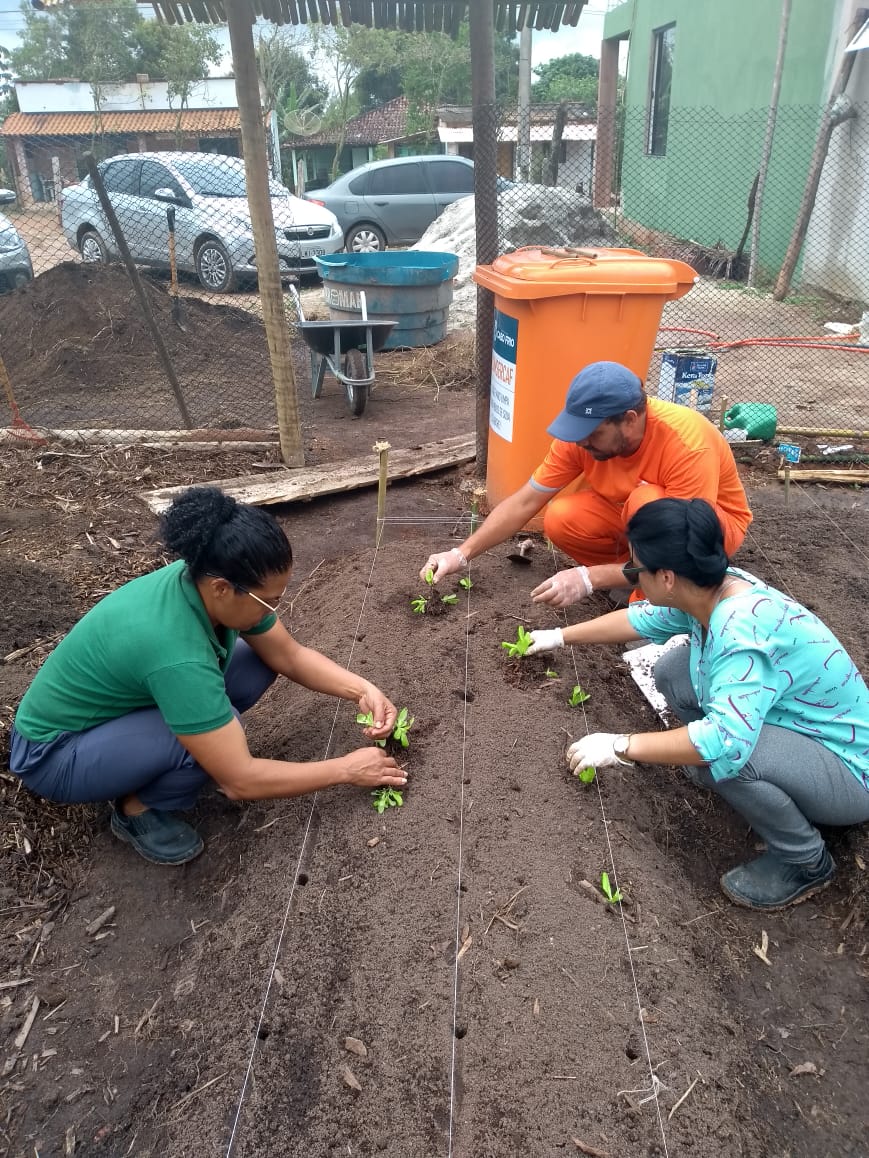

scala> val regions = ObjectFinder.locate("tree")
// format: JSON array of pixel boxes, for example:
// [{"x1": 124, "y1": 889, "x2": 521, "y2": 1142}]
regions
[
  {"x1": 160, "y1": 25, "x2": 222, "y2": 146},
  {"x1": 531, "y1": 52, "x2": 599, "y2": 104},
  {"x1": 9, "y1": 1, "x2": 71, "y2": 80}
]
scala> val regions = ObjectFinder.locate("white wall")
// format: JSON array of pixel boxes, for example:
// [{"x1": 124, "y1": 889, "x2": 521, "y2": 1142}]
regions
[
  {"x1": 16, "y1": 77, "x2": 239, "y2": 113},
  {"x1": 802, "y1": 2, "x2": 869, "y2": 301}
]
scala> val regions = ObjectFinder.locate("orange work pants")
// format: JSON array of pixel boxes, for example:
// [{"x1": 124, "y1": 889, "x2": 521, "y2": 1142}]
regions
[{"x1": 542, "y1": 484, "x2": 747, "y2": 567}]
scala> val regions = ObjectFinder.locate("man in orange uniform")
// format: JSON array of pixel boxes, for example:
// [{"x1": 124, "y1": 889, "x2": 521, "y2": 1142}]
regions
[{"x1": 420, "y1": 361, "x2": 752, "y2": 607}]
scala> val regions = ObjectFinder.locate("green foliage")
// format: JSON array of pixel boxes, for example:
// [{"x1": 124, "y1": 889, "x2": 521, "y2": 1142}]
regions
[
  {"x1": 600, "y1": 871, "x2": 623, "y2": 904},
  {"x1": 9, "y1": 0, "x2": 220, "y2": 90},
  {"x1": 441, "y1": 594, "x2": 458, "y2": 606},
  {"x1": 424, "y1": 568, "x2": 435, "y2": 586},
  {"x1": 576, "y1": 766, "x2": 596, "y2": 784},
  {"x1": 568, "y1": 685, "x2": 591, "y2": 707},
  {"x1": 371, "y1": 786, "x2": 404, "y2": 814},
  {"x1": 544, "y1": 668, "x2": 559, "y2": 679},
  {"x1": 532, "y1": 52, "x2": 599, "y2": 104},
  {"x1": 458, "y1": 576, "x2": 473, "y2": 591},
  {"x1": 410, "y1": 596, "x2": 428, "y2": 615},
  {"x1": 391, "y1": 708, "x2": 414, "y2": 748},
  {"x1": 501, "y1": 625, "x2": 532, "y2": 659},
  {"x1": 356, "y1": 707, "x2": 414, "y2": 749}
]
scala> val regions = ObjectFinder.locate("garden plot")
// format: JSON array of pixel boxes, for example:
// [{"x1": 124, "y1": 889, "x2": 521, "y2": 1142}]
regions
[
  {"x1": 158, "y1": 539, "x2": 772, "y2": 1157},
  {"x1": 2, "y1": 456, "x2": 868, "y2": 1158}
]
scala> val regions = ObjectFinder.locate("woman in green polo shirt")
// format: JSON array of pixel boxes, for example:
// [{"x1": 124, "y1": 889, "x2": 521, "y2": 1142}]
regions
[{"x1": 10, "y1": 486, "x2": 404, "y2": 865}]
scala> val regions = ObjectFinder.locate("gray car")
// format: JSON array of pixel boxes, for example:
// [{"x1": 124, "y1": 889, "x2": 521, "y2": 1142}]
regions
[
  {"x1": 0, "y1": 190, "x2": 34, "y2": 292},
  {"x1": 60, "y1": 152, "x2": 343, "y2": 292},
  {"x1": 305, "y1": 155, "x2": 483, "y2": 253}
]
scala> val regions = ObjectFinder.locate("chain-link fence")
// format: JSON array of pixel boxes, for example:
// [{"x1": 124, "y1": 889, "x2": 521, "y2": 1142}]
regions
[{"x1": 0, "y1": 103, "x2": 866, "y2": 440}]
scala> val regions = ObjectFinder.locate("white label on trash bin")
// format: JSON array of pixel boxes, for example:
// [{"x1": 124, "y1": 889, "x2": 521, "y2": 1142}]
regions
[{"x1": 490, "y1": 310, "x2": 518, "y2": 442}]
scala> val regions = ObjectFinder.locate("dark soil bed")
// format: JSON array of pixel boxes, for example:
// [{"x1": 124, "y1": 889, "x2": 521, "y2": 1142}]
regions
[{"x1": 0, "y1": 445, "x2": 867, "y2": 1158}]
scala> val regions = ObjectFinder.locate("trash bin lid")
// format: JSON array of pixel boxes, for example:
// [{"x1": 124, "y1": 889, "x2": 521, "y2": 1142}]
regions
[{"x1": 473, "y1": 246, "x2": 698, "y2": 301}]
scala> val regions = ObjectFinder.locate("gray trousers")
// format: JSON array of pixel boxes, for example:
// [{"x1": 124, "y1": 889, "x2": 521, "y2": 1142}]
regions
[
  {"x1": 654, "y1": 644, "x2": 869, "y2": 864},
  {"x1": 10, "y1": 640, "x2": 277, "y2": 812}
]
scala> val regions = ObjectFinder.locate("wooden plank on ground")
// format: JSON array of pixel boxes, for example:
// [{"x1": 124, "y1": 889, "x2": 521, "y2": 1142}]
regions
[
  {"x1": 777, "y1": 468, "x2": 869, "y2": 484},
  {"x1": 139, "y1": 434, "x2": 476, "y2": 514}
]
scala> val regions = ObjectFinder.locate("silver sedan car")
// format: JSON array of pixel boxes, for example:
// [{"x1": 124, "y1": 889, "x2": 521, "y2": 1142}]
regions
[
  {"x1": 0, "y1": 190, "x2": 34, "y2": 292},
  {"x1": 61, "y1": 152, "x2": 344, "y2": 292}
]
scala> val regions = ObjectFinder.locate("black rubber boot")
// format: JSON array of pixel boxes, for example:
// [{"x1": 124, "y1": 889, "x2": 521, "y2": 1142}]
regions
[
  {"x1": 720, "y1": 849, "x2": 835, "y2": 910},
  {"x1": 110, "y1": 807, "x2": 204, "y2": 865}
]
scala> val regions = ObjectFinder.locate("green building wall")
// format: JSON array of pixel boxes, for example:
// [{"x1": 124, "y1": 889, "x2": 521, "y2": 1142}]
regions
[{"x1": 604, "y1": 0, "x2": 837, "y2": 275}]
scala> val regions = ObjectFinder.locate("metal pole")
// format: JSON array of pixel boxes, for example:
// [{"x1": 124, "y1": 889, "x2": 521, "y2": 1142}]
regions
[{"x1": 84, "y1": 153, "x2": 193, "y2": 429}]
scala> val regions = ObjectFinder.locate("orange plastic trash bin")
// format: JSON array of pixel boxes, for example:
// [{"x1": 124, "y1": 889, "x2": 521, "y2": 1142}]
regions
[{"x1": 472, "y1": 247, "x2": 698, "y2": 509}]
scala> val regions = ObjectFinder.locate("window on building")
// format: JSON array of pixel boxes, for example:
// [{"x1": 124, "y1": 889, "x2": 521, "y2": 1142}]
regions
[{"x1": 647, "y1": 24, "x2": 675, "y2": 156}]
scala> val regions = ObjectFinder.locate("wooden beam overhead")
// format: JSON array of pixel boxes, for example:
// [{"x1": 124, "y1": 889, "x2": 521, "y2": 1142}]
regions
[{"x1": 142, "y1": 0, "x2": 585, "y2": 33}]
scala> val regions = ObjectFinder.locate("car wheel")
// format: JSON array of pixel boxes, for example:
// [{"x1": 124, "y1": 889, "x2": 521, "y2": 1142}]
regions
[
  {"x1": 12, "y1": 271, "x2": 31, "y2": 289},
  {"x1": 345, "y1": 224, "x2": 386, "y2": 254},
  {"x1": 195, "y1": 238, "x2": 237, "y2": 293},
  {"x1": 79, "y1": 229, "x2": 107, "y2": 264}
]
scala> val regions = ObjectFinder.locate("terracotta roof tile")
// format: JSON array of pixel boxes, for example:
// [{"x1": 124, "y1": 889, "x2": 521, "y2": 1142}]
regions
[
  {"x1": 285, "y1": 96, "x2": 433, "y2": 148},
  {"x1": 1, "y1": 109, "x2": 241, "y2": 137}
]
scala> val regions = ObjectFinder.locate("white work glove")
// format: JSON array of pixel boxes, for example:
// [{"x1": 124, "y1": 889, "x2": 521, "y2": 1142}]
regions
[
  {"x1": 420, "y1": 547, "x2": 468, "y2": 584},
  {"x1": 567, "y1": 733, "x2": 634, "y2": 774},
  {"x1": 524, "y1": 628, "x2": 565, "y2": 656},
  {"x1": 531, "y1": 565, "x2": 593, "y2": 608}
]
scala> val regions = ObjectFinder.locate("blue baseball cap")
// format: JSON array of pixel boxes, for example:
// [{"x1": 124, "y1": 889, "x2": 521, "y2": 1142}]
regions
[{"x1": 547, "y1": 362, "x2": 645, "y2": 442}]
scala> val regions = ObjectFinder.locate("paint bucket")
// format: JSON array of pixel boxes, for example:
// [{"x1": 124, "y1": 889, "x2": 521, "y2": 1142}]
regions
[{"x1": 657, "y1": 348, "x2": 717, "y2": 415}]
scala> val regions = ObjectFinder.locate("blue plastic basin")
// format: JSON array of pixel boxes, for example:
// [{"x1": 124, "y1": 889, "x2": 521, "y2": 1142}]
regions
[{"x1": 315, "y1": 251, "x2": 460, "y2": 349}]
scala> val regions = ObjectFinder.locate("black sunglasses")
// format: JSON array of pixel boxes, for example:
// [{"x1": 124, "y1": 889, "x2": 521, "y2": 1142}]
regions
[{"x1": 621, "y1": 560, "x2": 649, "y2": 587}]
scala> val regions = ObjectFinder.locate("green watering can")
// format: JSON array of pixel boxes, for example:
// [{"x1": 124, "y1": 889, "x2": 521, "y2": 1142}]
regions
[{"x1": 723, "y1": 402, "x2": 778, "y2": 442}]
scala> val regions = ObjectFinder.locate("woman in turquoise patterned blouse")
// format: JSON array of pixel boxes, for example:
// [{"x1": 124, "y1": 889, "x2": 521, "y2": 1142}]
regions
[{"x1": 523, "y1": 497, "x2": 869, "y2": 910}]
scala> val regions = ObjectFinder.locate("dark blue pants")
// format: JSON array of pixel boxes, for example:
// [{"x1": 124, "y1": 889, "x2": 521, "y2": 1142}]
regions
[{"x1": 9, "y1": 641, "x2": 276, "y2": 811}]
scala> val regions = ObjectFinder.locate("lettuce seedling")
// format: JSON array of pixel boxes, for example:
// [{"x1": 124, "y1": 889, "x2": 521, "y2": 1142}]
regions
[
  {"x1": 391, "y1": 707, "x2": 414, "y2": 748},
  {"x1": 372, "y1": 787, "x2": 403, "y2": 814},
  {"x1": 501, "y1": 625, "x2": 532, "y2": 658},
  {"x1": 576, "y1": 766, "x2": 596, "y2": 784},
  {"x1": 410, "y1": 596, "x2": 428, "y2": 614},
  {"x1": 545, "y1": 668, "x2": 559, "y2": 679},
  {"x1": 568, "y1": 684, "x2": 591, "y2": 706},
  {"x1": 441, "y1": 594, "x2": 458, "y2": 606},
  {"x1": 600, "y1": 871, "x2": 623, "y2": 904},
  {"x1": 356, "y1": 707, "x2": 414, "y2": 749},
  {"x1": 458, "y1": 576, "x2": 473, "y2": 590},
  {"x1": 424, "y1": 568, "x2": 435, "y2": 586}
]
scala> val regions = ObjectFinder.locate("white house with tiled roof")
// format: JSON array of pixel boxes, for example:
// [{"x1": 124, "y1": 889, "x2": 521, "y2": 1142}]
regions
[{"x1": 1, "y1": 79, "x2": 242, "y2": 205}]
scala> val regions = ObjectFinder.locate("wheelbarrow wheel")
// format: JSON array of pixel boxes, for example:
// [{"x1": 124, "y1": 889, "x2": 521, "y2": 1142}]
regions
[{"x1": 343, "y1": 348, "x2": 368, "y2": 416}]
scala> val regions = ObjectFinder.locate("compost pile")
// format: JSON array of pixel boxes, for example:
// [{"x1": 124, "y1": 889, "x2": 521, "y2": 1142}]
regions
[
  {"x1": 0, "y1": 262, "x2": 269, "y2": 397},
  {"x1": 414, "y1": 185, "x2": 622, "y2": 328}
]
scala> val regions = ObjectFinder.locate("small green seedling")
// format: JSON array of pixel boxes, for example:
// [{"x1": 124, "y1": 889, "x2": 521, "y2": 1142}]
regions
[
  {"x1": 391, "y1": 707, "x2": 414, "y2": 748},
  {"x1": 356, "y1": 709, "x2": 387, "y2": 747},
  {"x1": 545, "y1": 668, "x2": 559, "y2": 679},
  {"x1": 357, "y1": 708, "x2": 414, "y2": 749},
  {"x1": 458, "y1": 576, "x2": 473, "y2": 590},
  {"x1": 568, "y1": 684, "x2": 591, "y2": 706},
  {"x1": 441, "y1": 593, "x2": 458, "y2": 606},
  {"x1": 501, "y1": 625, "x2": 533, "y2": 658},
  {"x1": 372, "y1": 786, "x2": 404, "y2": 814},
  {"x1": 600, "y1": 871, "x2": 623, "y2": 904},
  {"x1": 576, "y1": 766, "x2": 596, "y2": 784},
  {"x1": 410, "y1": 596, "x2": 428, "y2": 614},
  {"x1": 424, "y1": 568, "x2": 435, "y2": 586}
]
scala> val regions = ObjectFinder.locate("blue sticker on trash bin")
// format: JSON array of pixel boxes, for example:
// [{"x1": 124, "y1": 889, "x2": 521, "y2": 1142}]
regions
[
  {"x1": 490, "y1": 310, "x2": 518, "y2": 442},
  {"x1": 777, "y1": 443, "x2": 802, "y2": 463}
]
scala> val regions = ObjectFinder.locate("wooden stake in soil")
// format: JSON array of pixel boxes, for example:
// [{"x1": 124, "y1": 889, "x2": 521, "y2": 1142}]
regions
[{"x1": 374, "y1": 440, "x2": 391, "y2": 546}]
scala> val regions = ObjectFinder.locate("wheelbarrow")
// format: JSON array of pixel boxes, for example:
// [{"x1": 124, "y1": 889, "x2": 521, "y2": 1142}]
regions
[{"x1": 288, "y1": 286, "x2": 396, "y2": 416}]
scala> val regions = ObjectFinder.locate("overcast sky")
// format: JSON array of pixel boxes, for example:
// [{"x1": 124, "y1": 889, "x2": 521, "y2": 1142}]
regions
[{"x1": 0, "y1": 2, "x2": 607, "y2": 75}]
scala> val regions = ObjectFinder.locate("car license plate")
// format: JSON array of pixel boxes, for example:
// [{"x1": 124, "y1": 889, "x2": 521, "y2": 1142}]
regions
[{"x1": 306, "y1": 246, "x2": 326, "y2": 256}]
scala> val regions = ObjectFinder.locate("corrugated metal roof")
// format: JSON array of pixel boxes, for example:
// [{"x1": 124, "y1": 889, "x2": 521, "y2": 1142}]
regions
[
  {"x1": 0, "y1": 108, "x2": 241, "y2": 137},
  {"x1": 110, "y1": 1, "x2": 584, "y2": 35}
]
